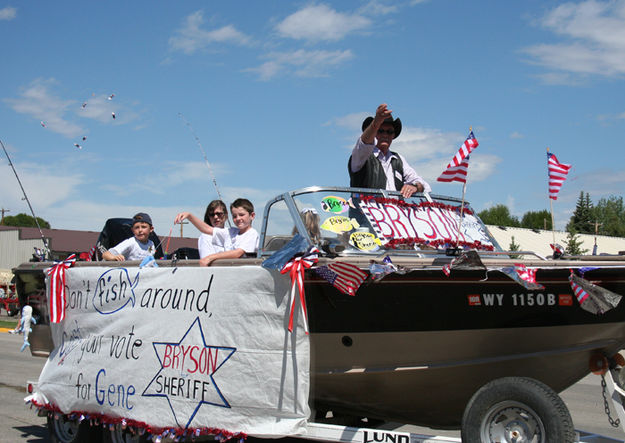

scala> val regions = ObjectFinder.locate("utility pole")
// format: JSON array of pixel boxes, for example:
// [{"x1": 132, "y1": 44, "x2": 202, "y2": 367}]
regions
[
  {"x1": 0, "y1": 208, "x2": 9, "y2": 225},
  {"x1": 179, "y1": 220, "x2": 188, "y2": 238}
]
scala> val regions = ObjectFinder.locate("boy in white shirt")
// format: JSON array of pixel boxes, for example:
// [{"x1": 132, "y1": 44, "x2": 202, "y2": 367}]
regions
[
  {"x1": 175, "y1": 198, "x2": 258, "y2": 266},
  {"x1": 102, "y1": 213, "x2": 156, "y2": 261}
]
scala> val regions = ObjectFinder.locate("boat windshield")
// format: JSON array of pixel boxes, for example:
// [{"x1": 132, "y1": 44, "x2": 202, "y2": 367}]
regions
[{"x1": 260, "y1": 187, "x2": 499, "y2": 256}]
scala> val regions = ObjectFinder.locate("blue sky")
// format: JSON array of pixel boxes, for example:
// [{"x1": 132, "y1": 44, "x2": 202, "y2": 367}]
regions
[{"x1": 1, "y1": 0, "x2": 624, "y2": 238}]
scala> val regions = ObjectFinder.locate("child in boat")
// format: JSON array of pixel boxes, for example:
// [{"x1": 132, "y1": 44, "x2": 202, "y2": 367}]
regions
[
  {"x1": 198, "y1": 200, "x2": 229, "y2": 258},
  {"x1": 175, "y1": 198, "x2": 259, "y2": 266},
  {"x1": 102, "y1": 212, "x2": 156, "y2": 261},
  {"x1": 292, "y1": 208, "x2": 321, "y2": 244}
]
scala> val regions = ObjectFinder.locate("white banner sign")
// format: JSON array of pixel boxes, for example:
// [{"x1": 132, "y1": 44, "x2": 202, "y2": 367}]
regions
[
  {"x1": 33, "y1": 266, "x2": 309, "y2": 437},
  {"x1": 358, "y1": 199, "x2": 493, "y2": 248}
]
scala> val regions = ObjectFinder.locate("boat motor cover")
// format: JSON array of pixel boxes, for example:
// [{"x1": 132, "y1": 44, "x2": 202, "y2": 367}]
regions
[{"x1": 94, "y1": 218, "x2": 164, "y2": 260}]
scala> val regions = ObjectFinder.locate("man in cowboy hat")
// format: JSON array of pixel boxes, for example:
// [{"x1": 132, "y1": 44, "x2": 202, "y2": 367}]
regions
[{"x1": 349, "y1": 103, "x2": 430, "y2": 198}]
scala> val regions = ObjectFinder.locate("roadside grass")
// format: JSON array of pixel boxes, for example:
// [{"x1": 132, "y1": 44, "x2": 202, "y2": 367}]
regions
[{"x1": 0, "y1": 319, "x2": 18, "y2": 329}]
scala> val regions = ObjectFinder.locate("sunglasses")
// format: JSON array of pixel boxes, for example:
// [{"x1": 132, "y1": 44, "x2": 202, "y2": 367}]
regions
[
  {"x1": 209, "y1": 211, "x2": 226, "y2": 217},
  {"x1": 377, "y1": 129, "x2": 395, "y2": 135}
]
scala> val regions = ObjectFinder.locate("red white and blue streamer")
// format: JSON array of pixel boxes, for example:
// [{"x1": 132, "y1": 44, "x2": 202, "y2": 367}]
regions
[
  {"x1": 280, "y1": 248, "x2": 318, "y2": 334},
  {"x1": 46, "y1": 254, "x2": 76, "y2": 323}
]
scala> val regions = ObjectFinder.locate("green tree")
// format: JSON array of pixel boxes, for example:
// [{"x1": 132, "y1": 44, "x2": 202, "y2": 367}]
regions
[
  {"x1": 508, "y1": 236, "x2": 521, "y2": 259},
  {"x1": 477, "y1": 204, "x2": 520, "y2": 227},
  {"x1": 564, "y1": 227, "x2": 588, "y2": 256},
  {"x1": 2, "y1": 213, "x2": 50, "y2": 229},
  {"x1": 566, "y1": 191, "x2": 594, "y2": 234},
  {"x1": 594, "y1": 195, "x2": 625, "y2": 237},
  {"x1": 520, "y1": 210, "x2": 552, "y2": 230}
]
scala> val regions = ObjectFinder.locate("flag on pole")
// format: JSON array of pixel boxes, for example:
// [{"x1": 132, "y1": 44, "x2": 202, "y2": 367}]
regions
[
  {"x1": 547, "y1": 152, "x2": 571, "y2": 200},
  {"x1": 437, "y1": 130, "x2": 478, "y2": 182},
  {"x1": 437, "y1": 155, "x2": 471, "y2": 183}
]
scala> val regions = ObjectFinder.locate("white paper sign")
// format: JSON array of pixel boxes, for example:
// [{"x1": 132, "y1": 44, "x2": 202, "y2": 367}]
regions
[
  {"x1": 358, "y1": 199, "x2": 493, "y2": 248},
  {"x1": 33, "y1": 266, "x2": 310, "y2": 437}
]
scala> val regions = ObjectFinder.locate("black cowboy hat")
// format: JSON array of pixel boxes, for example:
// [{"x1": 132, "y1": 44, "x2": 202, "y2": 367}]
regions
[{"x1": 362, "y1": 116, "x2": 402, "y2": 139}]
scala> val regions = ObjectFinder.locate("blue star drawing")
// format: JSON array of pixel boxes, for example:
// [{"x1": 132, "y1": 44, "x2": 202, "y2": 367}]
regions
[{"x1": 142, "y1": 317, "x2": 236, "y2": 428}]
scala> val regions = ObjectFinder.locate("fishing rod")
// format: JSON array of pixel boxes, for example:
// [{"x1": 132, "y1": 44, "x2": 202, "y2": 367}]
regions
[
  {"x1": 0, "y1": 138, "x2": 51, "y2": 259},
  {"x1": 177, "y1": 112, "x2": 231, "y2": 228}
]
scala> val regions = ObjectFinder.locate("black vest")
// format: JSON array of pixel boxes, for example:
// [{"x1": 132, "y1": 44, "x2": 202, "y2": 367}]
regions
[{"x1": 348, "y1": 152, "x2": 404, "y2": 190}]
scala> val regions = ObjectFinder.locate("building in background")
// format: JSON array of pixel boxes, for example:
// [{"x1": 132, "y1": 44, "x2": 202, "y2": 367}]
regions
[{"x1": 485, "y1": 225, "x2": 625, "y2": 258}]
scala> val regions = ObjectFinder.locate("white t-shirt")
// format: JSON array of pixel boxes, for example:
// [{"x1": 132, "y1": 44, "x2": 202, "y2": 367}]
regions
[
  {"x1": 212, "y1": 227, "x2": 259, "y2": 254},
  {"x1": 198, "y1": 233, "x2": 225, "y2": 258},
  {"x1": 108, "y1": 237, "x2": 156, "y2": 261}
]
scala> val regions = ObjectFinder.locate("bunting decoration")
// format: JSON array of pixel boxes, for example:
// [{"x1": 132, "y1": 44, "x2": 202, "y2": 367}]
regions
[
  {"x1": 369, "y1": 256, "x2": 407, "y2": 282},
  {"x1": 280, "y1": 247, "x2": 319, "y2": 333},
  {"x1": 442, "y1": 250, "x2": 486, "y2": 277},
  {"x1": 499, "y1": 264, "x2": 544, "y2": 290},
  {"x1": 45, "y1": 254, "x2": 76, "y2": 323},
  {"x1": 569, "y1": 271, "x2": 622, "y2": 315},
  {"x1": 315, "y1": 262, "x2": 367, "y2": 296}
]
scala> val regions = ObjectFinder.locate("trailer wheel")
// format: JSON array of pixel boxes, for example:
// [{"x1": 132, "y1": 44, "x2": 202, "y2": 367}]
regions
[
  {"x1": 47, "y1": 413, "x2": 101, "y2": 443},
  {"x1": 102, "y1": 423, "x2": 147, "y2": 443},
  {"x1": 461, "y1": 377, "x2": 575, "y2": 443}
]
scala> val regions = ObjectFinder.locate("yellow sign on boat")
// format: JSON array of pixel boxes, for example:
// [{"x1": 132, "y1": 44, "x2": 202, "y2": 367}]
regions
[
  {"x1": 320, "y1": 216, "x2": 360, "y2": 233},
  {"x1": 349, "y1": 232, "x2": 382, "y2": 251}
]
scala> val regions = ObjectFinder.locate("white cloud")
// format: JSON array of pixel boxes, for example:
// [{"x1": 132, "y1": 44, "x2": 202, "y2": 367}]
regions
[
  {"x1": 276, "y1": 4, "x2": 371, "y2": 42},
  {"x1": 329, "y1": 111, "x2": 370, "y2": 129},
  {"x1": 523, "y1": 0, "x2": 625, "y2": 80},
  {"x1": 246, "y1": 49, "x2": 354, "y2": 80},
  {"x1": 4, "y1": 80, "x2": 139, "y2": 137},
  {"x1": 0, "y1": 6, "x2": 16, "y2": 20},
  {"x1": 510, "y1": 131, "x2": 524, "y2": 139},
  {"x1": 79, "y1": 94, "x2": 137, "y2": 124},
  {"x1": 0, "y1": 157, "x2": 86, "y2": 214},
  {"x1": 4, "y1": 78, "x2": 85, "y2": 138},
  {"x1": 100, "y1": 161, "x2": 231, "y2": 197},
  {"x1": 169, "y1": 10, "x2": 251, "y2": 55},
  {"x1": 357, "y1": 1, "x2": 399, "y2": 16}
]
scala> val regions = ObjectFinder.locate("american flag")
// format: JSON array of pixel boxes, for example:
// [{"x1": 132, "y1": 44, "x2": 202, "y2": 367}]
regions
[
  {"x1": 437, "y1": 155, "x2": 470, "y2": 183},
  {"x1": 547, "y1": 152, "x2": 571, "y2": 200},
  {"x1": 315, "y1": 262, "x2": 367, "y2": 296},
  {"x1": 437, "y1": 131, "x2": 478, "y2": 183},
  {"x1": 514, "y1": 263, "x2": 539, "y2": 285}
]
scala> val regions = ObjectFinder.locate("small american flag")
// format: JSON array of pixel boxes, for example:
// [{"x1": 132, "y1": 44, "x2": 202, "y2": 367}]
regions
[
  {"x1": 315, "y1": 262, "x2": 367, "y2": 296},
  {"x1": 447, "y1": 130, "x2": 478, "y2": 167},
  {"x1": 437, "y1": 155, "x2": 470, "y2": 183},
  {"x1": 514, "y1": 263, "x2": 539, "y2": 284},
  {"x1": 547, "y1": 152, "x2": 571, "y2": 200}
]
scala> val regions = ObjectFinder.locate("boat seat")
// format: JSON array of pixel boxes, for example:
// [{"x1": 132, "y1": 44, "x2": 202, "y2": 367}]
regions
[{"x1": 264, "y1": 235, "x2": 294, "y2": 252}]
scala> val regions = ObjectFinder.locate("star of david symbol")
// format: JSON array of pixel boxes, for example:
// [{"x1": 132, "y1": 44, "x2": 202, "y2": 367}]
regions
[{"x1": 142, "y1": 317, "x2": 236, "y2": 428}]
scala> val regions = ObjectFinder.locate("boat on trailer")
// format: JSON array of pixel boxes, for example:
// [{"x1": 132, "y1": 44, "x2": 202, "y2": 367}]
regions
[{"x1": 14, "y1": 186, "x2": 625, "y2": 442}]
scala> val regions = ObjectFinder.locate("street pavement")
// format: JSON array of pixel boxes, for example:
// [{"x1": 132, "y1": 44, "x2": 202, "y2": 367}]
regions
[{"x1": 1, "y1": 311, "x2": 625, "y2": 442}]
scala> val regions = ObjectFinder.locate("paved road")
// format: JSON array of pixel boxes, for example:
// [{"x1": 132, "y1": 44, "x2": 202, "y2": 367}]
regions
[{"x1": 1, "y1": 320, "x2": 625, "y2": 442}]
